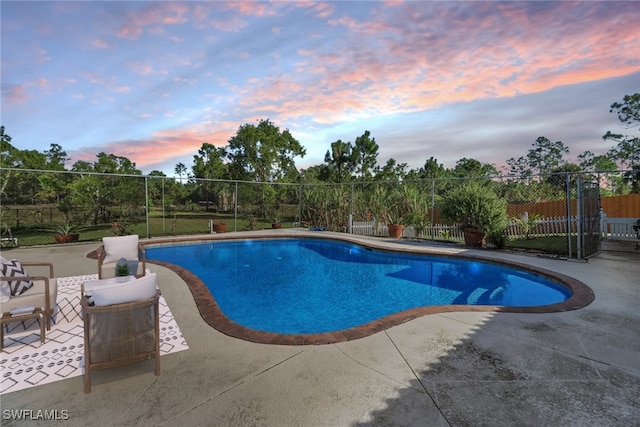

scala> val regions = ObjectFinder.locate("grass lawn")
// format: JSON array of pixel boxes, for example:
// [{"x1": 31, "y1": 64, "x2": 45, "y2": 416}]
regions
[
  {"x1": 141, "y1": 211, "x2": 297, "y2": 236},
  {"x1": 7, "y1": 210, "x2": 298, "y2": 247},
  {"x1": 507, "y1": 235, "x2": 579, "y2": 257}
]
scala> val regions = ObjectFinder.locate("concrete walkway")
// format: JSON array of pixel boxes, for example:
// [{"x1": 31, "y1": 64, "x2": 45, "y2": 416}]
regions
[{"x1": 1, "y1": 232, "x2": 639, "y2": 426}]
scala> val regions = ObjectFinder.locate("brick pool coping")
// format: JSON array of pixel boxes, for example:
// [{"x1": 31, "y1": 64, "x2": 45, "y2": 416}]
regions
[{"x1": 132, "y1": 232, "x2": 595, "y2": 345}]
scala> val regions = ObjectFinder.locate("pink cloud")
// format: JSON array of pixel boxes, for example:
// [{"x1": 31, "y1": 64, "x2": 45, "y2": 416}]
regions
[
  {"x1": 69, "y1": 122, "x2": 240, "y2": 170},
  {"x1": 128, "y1": 62, "x2": 168, "y2": 76},
  {"x1": 117, "y1": 23, "x2": 143, "y2": 39},
  {"x1": 2, "y1": 84, "x2": 28, "y2": 103},
  {"x1": 32, "y1": 77, "x2": 50, "y2": 89},
  {"x1": 250, "y1": 1, "x2": 639, "y2": 126},
  {"x1": 78, "y1": 70, "x2": 111, "y2": 85},
  {"x1": 212, "y1": 17, "x2": 248, "y2": 32},
  {"x1": 90, "y1": 38, "x2": 110, "y2": 49},
  {"x1": 307, "y1": 2, "x2": 335, "y2": 19},
  {"x1": 117, "y1": 2, "x2": 191, "y2": 39},
  {"x1": 223, "y1": 2, "x2": 278, "y2": 17}
]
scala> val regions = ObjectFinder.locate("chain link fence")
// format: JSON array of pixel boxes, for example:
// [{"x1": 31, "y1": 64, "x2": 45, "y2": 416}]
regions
[
  {"x1": 300, "y1": 174, "x2": 607, "y2": 258},
  {"x1": 2, "y1": 168, "x2": 637, "y2": 258}
]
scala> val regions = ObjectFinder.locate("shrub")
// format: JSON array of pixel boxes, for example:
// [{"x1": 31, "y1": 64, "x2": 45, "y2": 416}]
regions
[{"x1": 439, "y1": 182, "x2": 509, "y2": 237}]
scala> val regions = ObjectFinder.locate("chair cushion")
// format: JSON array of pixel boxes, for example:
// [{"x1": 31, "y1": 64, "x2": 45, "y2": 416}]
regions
[
  {"x1": 0, "y1": 280, "x2": 10, "y2": 303},
  {"x1": 86, "y1": 273, "x2": 157, "y2": 306},
  {"x1": 0, "y1": 277, "x2": 58, "y2": 313},
  {"x1": 102, "y1": 235, "x2": 139, "y2": 264},
  {"x1": 1, "y1": 256, "x2": 34, "y2": 296}
]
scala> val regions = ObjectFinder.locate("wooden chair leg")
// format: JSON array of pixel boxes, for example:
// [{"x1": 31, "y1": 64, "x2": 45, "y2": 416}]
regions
[
  {"x1": 45, "y1": 309, "x2": 51, "y2": 330},
  {"x1": 39, "y1": 312, "x2": 45, "y2": 344},
  {"x1": 84, "y1": 314, "x2": 92, "y2": 393}
]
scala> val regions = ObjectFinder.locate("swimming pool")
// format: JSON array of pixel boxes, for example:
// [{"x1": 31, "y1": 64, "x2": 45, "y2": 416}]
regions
[{"x1": 146, "y1": 236, "x2": 590, "y2": 341}]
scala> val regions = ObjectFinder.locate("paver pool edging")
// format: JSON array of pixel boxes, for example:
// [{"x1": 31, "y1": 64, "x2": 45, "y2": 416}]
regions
[{"x1": 141, "y1": 232, "x2": 595, "y2": 345}]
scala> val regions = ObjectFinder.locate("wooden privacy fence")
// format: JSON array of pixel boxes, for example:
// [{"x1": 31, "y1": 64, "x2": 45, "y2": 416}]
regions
[
  {"x1": 506, "y1": 194, "x2": 640, "y2": 218},
  {"x1": 415, "y1": 194, "x2": 639, "y2": 224},
  {"x1": 601, "y1": 194, "x2": 640, "y2": 218}
]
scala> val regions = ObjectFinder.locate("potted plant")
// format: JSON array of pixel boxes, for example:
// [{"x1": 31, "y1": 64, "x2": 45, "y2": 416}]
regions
[
  {"x1": 382, "y1": 186, "x2": 420, "y2": 238},
  {"x1": 270, "y1": 198, "x2": 283, "y2": 229},
  {"x1": 438, "y1": 182, "x2": 509, "y2": 247},
  {"x1": 213, "y1": 220, "x2": 227, "y2": 233},
  {"x1": 115, "y1": 263, "x2": 130, "y2": 282},
  {"x1": 53, "y1": 222, "x2": 80, "y2": 243},
  {"x1": 387, "y1": 223, "x2": 404, "y2": 238}
]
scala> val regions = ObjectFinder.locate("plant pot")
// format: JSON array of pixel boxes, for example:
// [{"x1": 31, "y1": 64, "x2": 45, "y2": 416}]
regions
[
  {"x1": 213, "y1": 223, "x2": 227, "y2": 233},
  {"x1": 388, "y1": 224, "x2": 404, "y2": 238},
  {"x1": 271, "y1": 223, "x2": 282, "y2": 229},
  {"x1": 463, "y1": 228, "x2": 485, "y2": 247},
  {"x1": 54, "y1": 233, "x2": 79, "y2": 244}
]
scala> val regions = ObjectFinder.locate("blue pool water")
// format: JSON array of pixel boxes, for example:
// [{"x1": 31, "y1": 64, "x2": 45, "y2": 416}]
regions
[{"x1": 147, "y1": 238, "x2": 571, "y2": 334}]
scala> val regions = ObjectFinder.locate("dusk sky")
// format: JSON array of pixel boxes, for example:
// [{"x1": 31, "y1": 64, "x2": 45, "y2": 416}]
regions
[{"x1": 2, "y1": 1, "x2": 639, "y2": 177}]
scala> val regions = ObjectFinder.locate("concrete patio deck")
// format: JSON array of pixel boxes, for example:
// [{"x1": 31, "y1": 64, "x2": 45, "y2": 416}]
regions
[{"x1": 1, "y1": 231, "x2": 639, "y2": 426}]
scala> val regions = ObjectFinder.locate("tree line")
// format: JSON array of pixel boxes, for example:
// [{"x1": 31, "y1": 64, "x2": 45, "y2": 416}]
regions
[{"x1": 0, "y1": 93, "x2": 638, "y2": 225}]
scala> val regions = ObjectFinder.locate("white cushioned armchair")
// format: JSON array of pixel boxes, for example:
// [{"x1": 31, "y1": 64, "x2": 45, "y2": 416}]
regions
[
  {"x1": 81, "y1": 273, "x2": 160, "y2": 393},
  {"x1": 97, "y1": 235, "x2": 146, "y2": 279},
  {"x1": 1, "y1": 260, "x2": 58, "y2": 330}
]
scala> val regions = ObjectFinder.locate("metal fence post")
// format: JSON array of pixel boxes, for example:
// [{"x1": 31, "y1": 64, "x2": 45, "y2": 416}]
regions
[
  {"x1": 298, "y1": 183, "x2": 303, "y2": 227},
  {"x1": 430, "y1": 179, "x2": 435, "y2": 241},
  {"x1": 350, "y1": 183, "x2": 354, "y2": 233},
  {"x1": 162, "y1": 177, "x2": 165, "y2": 234},
  {"x1": 565, "y1": 172, "x2": 572, "y2": 258},
  {"x1": 576, "y1": 174, "x2": 583, "y2": 259},
  {"x1": 234, "y1": 181, "x2": 238, "y2": 232},
  {"x1": 144, "y1": 176, "x2": 150, "y2": 238}
]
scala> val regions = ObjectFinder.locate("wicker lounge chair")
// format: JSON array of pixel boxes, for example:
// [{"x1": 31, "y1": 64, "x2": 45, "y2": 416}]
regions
[
  {"x1": 81, "y1": 274, "x2": 160, "y2": 393},
  {"x1": 1, "y1": 259, "x2": 57, "y2": 330},
  {"x1": 97, "y1": 235, "x2": 146, "y2": 279}
]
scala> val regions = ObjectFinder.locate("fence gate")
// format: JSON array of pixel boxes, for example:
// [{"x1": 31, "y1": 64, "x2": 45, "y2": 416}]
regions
[{"x1": 577, "y1": 177, "x2": 601, "y2": 259}]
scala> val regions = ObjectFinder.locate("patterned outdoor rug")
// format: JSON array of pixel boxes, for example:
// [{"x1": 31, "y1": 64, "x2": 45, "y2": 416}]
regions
[{"x1": 0, "y1": 274, "x2": 188, "y2": 394}]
